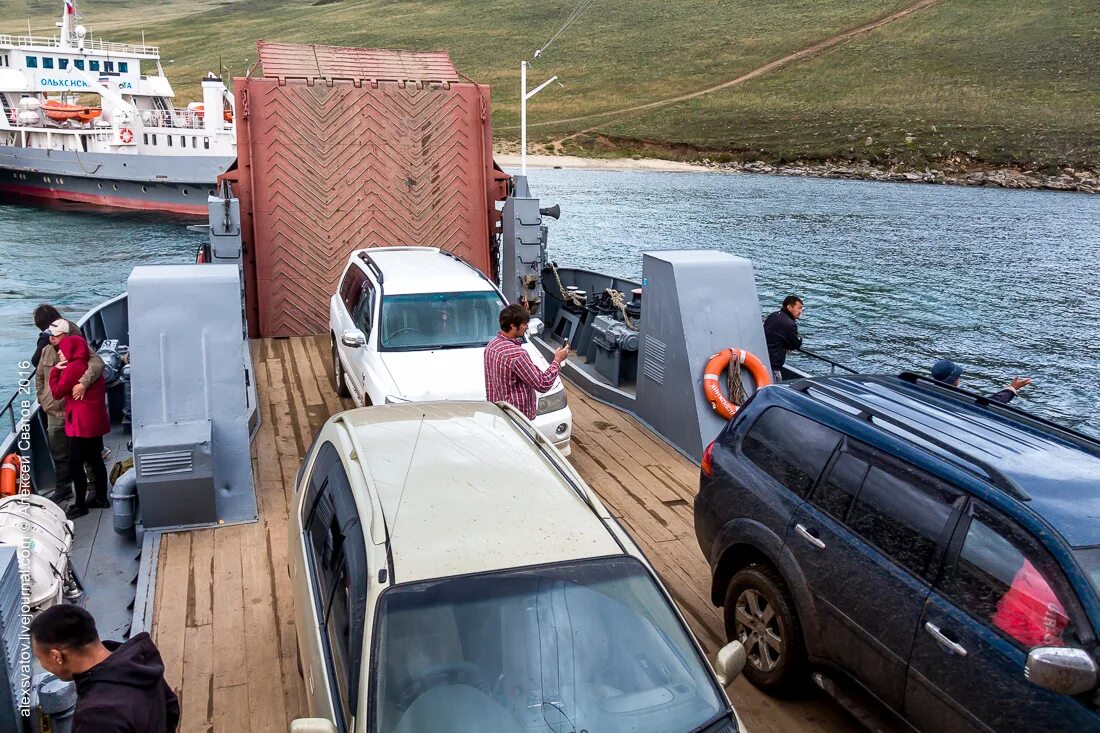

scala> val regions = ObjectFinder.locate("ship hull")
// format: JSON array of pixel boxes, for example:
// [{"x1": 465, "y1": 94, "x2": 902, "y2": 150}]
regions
[{"x1": 0, "y1": 144, "x2": 233, "y2": 216}]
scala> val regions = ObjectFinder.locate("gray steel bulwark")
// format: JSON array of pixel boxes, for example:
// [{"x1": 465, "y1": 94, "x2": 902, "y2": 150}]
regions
[
  {"x1": 635, "y1": 251, "x2": 769, "y2": 462},
  {"x1": 0, "y1": 548, "x2": 21, "y2": 730},
  {"x1": 127, "y1": 265, "x2": 256, "y2": 529}
]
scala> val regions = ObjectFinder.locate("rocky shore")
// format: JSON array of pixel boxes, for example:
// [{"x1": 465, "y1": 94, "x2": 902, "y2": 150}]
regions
[
  {"x1": 700, "y1": 156, "x2": 1100, "y2": 193},
  {"x1": 498, "y1": 144, "x2": 1099, "y2": 193}
]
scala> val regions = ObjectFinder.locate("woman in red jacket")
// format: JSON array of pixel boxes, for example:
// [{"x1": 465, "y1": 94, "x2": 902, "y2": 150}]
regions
[{"x1": 47, "y1": 321, "x2": 110, "y2": 520}]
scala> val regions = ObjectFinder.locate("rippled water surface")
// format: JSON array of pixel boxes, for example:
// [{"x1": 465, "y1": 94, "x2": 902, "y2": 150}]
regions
[
  {"x1": 2, "y1": 170, "x2": 1098, "y2": 434},
  {"x1": 0, "y1": 203, "x2": 197, "y2": 407}
]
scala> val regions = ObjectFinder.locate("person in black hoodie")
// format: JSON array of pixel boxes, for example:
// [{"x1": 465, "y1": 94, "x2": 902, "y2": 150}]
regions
[
  {"x1": 30, "y1": 604, "x2": 180, "y2": 733},
  {"x1": 763, "y1": 294, "x2": 804, "y2": 382}
]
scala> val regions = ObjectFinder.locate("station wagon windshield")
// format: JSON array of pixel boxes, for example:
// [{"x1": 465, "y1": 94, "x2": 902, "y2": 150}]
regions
[
  {"x1": 371, "y1": 556, "x2": 727, "y2": 733},
  {"x1": 379, "y1": 291, "x2": 504, "y2": 351}
]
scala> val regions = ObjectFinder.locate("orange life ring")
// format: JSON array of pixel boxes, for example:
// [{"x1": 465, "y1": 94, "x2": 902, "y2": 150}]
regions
[
  {"x1": 1, "y1": 453, "x2": 20, "y2": 497},
  {"x1": 702, "y1": 348, "x2": 773, "y2": 420},
  {"x1": 119, "y1": 127, "x2": 134, "y2": 144}
]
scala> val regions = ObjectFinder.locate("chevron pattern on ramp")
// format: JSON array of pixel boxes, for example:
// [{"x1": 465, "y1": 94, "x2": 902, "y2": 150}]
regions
[{"x1": 242, "y1": 76, "x2": 495, "y2": 337}]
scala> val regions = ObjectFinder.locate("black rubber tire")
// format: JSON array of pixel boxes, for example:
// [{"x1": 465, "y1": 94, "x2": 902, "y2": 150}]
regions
[
  {"x1": 295, "y1": 632, "x2": 304, "y2": 678},
  {"x1": 723, "y1": 563, "x2": 809, "y2": 696},
  {"x1": 332, "y1": 336, "x2": 351, "y2": 398}
]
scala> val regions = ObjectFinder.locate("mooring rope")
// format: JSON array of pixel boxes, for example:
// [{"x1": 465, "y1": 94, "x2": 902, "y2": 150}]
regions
[
  {"x1": 605, "y1": 288, "x2": 638, "y2": 331},
  {"x1": 726, "y1": 354, "x2": 748, "y2": 408}
]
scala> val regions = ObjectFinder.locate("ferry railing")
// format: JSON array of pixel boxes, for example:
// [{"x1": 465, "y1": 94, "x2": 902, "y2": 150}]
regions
[
  {"x1": 789, "y1": 348, "x2": 859, "y2": 376},
  {"x1": 0, "y1": 33, "x2": 158, "y2": 56},
  {"x1": 0, "y1": 294, "x2": 129, "y2": 491},
  {"x1": 1, "y1": 390, "x2": 26, "y2": 444}
]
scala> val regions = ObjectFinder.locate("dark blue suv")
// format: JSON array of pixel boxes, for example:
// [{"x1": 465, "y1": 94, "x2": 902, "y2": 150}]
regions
[{"x1": 694, "y1": 373, "x2": 1100, "y2": 732}]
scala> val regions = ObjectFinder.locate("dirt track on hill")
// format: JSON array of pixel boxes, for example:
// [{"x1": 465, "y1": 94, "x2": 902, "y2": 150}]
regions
[{"x1": 512, "y1": 0, "x2": 942, "y2": 137}]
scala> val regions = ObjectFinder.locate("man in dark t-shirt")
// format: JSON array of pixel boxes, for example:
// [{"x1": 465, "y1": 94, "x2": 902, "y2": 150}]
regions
[{"x1": 763, "y1": 295, "x2": 803, "y2": 382}]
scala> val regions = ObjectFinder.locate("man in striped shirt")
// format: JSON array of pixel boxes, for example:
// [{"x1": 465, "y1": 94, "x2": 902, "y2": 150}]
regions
[{"x1": 484, "y1": 304, "x2": 569, "y2": 420}]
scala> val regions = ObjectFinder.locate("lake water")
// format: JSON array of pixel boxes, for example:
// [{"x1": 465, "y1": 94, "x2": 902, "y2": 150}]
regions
[{"x1": 2, "y1": 169, "x2": 1098, "y2": 435}]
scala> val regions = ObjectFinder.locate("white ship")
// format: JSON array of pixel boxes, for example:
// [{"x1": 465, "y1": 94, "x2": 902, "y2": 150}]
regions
[{"x1": 0, "y1": 0, "x2": 235, "y2": 216}]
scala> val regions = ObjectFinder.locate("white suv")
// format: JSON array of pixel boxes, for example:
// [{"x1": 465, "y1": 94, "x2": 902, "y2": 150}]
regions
[
  {"x1": 329, "y1": 247, "x2": 572, "y2": 454},
  {"x1": 289, "y1": 401, "x2": 747, "y2": 733}
]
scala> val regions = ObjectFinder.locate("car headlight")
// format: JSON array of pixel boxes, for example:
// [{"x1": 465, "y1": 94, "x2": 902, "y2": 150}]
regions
[{"x1": 537, "y1": 389, "x2": 568, "y2": 415}]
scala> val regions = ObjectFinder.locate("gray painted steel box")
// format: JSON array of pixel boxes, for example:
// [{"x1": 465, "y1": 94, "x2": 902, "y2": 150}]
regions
[
  {"x1": 635, "y1": 251, "x2": 768, "y2": 461},
  {"x1": 128, "y1": 265, "x2": 256, "y2": 528},
  {"x1": 134, "y1": 419, "x2": 216, "y2": 529}
]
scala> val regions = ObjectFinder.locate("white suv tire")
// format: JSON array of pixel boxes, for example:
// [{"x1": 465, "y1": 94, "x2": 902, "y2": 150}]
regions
[{"x1": 332, "y1": 335, "x2": 351, "y2": 399}]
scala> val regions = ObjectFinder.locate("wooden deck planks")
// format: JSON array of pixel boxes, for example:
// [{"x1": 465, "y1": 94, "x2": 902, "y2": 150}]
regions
[
  {"x1": 150, "y1": 337, "x2": 340, "y2": 731},
  {"x1": 153, "y1": 532, "x2": 190, "y2": 698}
]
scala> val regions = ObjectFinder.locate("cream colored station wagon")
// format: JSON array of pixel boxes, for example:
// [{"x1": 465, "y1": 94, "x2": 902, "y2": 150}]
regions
[{"x1": 288, "y1": 401, "x2": 747, "y2": 733}]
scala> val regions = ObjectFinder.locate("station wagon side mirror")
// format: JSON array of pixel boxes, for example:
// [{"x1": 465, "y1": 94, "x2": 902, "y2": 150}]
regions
[
  {"x1": 714, "y1": 640, "x2": 747, "y2": 687},
  {"x1": 341, "y1": 328, "x2": 367, "y2": 348},
  {"x1": 1025, "y1": 647, "x2": 1098, "y2": 696},
  {"x1": 529, "y1": 317, "x2": 545, "y2": 335},
  {"x1": 289, "y1": 719, "x2": 338, "y2": 733}
]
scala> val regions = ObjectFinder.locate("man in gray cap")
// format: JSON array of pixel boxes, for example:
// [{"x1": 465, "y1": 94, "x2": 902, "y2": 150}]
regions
[{"x1": 930, "y1": 359, "x2": 1031, "y2": 404}]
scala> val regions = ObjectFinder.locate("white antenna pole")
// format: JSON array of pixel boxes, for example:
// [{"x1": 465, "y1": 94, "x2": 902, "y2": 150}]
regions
[
  {"x1": 521, "y1": 60, "x2": 527, "y2": 176},
  {"x1": 521, "y1": 57, "x2": 559, "y2": 178}
]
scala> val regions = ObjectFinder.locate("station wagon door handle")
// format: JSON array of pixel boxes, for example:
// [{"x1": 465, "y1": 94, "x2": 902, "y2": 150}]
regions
[
  {"x1": 925, "y1": 622, "x2": 968, "y2": 657},
  {"x1": 795, "y1": 524, "x2": 826, "y2": 550}
]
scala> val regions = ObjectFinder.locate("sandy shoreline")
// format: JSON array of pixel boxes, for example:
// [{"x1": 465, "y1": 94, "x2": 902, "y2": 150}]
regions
[
  {"x1": 492, "y1": 151, "x2": 1099, "y2": 192},
  {"x1": 493, "y1": 153, "x2": 709, "y2": 173}
]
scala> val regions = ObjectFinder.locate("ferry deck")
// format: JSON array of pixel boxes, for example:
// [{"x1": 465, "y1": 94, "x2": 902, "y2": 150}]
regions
[{"x1": 148, "y1": 336, "x2": 857, "y2": 733}]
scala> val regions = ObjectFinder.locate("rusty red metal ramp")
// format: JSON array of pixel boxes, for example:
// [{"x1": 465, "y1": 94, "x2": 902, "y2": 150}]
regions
[{"x1": 231, "y1": 42, "x2": 508, "y2": 337}]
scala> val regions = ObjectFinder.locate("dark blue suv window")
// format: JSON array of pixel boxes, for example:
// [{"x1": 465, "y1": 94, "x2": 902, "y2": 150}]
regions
[
  {"x1": 740, "y1": 407, "x2": 841, "y2": 497},
  {"x1": 943, "y1": 502, "x2": 1079, "y2": 650},
  {"x1": 813, "y1": 450, "x2": 868, "y2": 520},
  {"x1": 846, "y1": 461, "x2": 964, "y2": 580}
]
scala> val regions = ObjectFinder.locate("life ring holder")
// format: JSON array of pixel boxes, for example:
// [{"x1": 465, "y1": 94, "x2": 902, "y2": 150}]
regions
[
  {"x1": 1, "y1": 453, "x2": 21, "y2": 497},
  {"x1": 702, "y1": 348, "x2": 773, "y2": 420},
  {"x1": 118, "y1": 127, "x2": 134, "y2": 144}
]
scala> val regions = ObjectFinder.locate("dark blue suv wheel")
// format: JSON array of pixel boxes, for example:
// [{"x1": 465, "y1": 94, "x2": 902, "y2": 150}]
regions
[{"x1": 725, "y1": 564, "x2": 808, "y2": 695}]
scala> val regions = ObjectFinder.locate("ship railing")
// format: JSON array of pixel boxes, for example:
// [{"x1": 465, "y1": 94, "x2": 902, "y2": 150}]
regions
[
  {"x1": 781, "y1": 348, "x2": 860, "y2": 381},
  {"x1": 140, "y1": 109, "x2": 209, "y2": 130},
  {"x1": 0, "y1": 294, "x2": 129, "y2": 493},
  {"x1": 6, "y1": 114, "x2": 96, "y2": 131},
  {"x1": 0, "y1": 389, "x2": 30, "y2": 449},
  {"x1": 0, "y1": 33, "x2": 158, "y2": 57},
  {"x1": 794, "y1": 348, "x2": 859, "y2": 375}
]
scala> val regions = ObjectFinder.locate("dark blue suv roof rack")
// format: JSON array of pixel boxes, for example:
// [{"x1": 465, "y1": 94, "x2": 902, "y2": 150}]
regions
[
  {"x1": 789, "y1": 376, "x2": 1032, "y2": 502},
  {"x1": 896, "y1": 371, "x2": 1100, "y2": 459}
]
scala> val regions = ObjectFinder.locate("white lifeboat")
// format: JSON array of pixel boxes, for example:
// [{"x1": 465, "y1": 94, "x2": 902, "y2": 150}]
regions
[{"x1": 0, "y1": 495, "x2": 79, "y2": 610}]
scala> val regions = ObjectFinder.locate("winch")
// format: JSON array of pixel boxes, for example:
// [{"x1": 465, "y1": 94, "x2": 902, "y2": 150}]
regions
[{"x1": 589, "y1": 315, "x2": 640, "y2": 387}]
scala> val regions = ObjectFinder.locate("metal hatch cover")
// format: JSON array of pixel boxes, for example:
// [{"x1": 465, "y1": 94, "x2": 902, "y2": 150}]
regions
[
  {"x1": 257, "y1": 41, "x2": 462, "y2": 84},
  {"x1": 236, "y1": 42, "x2": 500, "y2": 337}
]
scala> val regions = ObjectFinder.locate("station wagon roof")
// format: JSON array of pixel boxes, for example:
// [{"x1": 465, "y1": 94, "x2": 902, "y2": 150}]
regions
[
  {"x1": 338, "y1": 402, "x2": 622, "y2": 582},
  {"x1": 355, "y1": 247, "x2": 497, "y2": 296},
  {"x1": 796, "y1": 376, "x2": 1100, "y2": 547}
]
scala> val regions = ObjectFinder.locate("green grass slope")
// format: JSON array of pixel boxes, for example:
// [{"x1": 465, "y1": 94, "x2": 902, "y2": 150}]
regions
[
  {"x1": 595, "y1": 0, "x2": 1100, "y2": 169},
  {"x1": 3, "y1": 0, "x2": 1095, "y2": 170}
]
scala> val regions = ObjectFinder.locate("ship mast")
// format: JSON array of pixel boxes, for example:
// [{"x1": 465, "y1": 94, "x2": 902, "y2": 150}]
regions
[{"x1": 59, "y1": 0, "x2": 76, "y2": 49}]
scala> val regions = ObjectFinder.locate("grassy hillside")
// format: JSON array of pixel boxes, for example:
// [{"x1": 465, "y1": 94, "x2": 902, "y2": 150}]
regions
[
  {"x1": 592, "y1": 0, "x2": 1100, "y2": 170},
  {"x1": 3, "y1": 0, "x2": 1096, "y2": 170}
]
